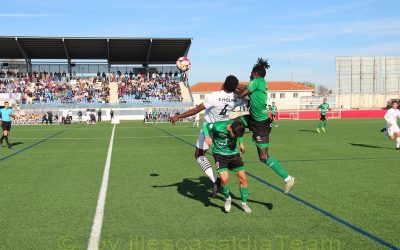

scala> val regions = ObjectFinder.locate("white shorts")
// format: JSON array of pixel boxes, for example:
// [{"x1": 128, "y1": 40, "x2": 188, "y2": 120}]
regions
[
  {"x1": 195, "y1": 130, "x2": 209, "y2": 150},
  {"x1": 387, "y1": 123, "x2": 400, "y2": 137}
]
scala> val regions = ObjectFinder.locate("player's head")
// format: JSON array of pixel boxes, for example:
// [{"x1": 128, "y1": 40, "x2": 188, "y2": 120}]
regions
[
  {"x1": 251, "y1": 57, "x2": 270, "y2": 80},
  {"x1": 392, "y1": 100, "x2": 398, "y2": 109},
  {"x1": 229, "y1": 121, "x2": 245, "y2": 138},
  {"x1": 272, "y1": 102, "x2": 275, "y2": 105},
  {"x1": 323, "y1": 98, "x2": 327, "y2": 103},
  {"x1": 222, "y1": 75, "x2": 239, "y2": 93},
  {"x1": 4, "y1": 101, "x2": 9, "y2": 108}
]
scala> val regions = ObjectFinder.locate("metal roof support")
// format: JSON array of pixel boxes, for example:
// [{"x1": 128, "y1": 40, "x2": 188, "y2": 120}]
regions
[
  {"x1": 183, "y1": 39, "x2": 193, "y2": 56},
  {"x1": 62, "y1": 38, "x2": 72, "y2": 76},
  {"x1": 107, "y1": 39, "x2": 111, "y2": 73},
  {"x1": 145, "y1": 39, "x2": 153, "y2": 68},
  {"x1": 15, "y1": 37, "x2": 30, "y2": 63}
]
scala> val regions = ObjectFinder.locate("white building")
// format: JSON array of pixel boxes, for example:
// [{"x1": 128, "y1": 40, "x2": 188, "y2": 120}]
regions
[
  {"x1": 190, "y1": 81, "x2": 314, "y2": 110},
  {"x1": 336, "y1": 56, "x2": 400, "y2": 109}
]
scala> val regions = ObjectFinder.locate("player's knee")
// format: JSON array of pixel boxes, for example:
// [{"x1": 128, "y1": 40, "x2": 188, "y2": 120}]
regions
[{"x1": 259, "y1": 155, "x2": 268, "y2": 162}]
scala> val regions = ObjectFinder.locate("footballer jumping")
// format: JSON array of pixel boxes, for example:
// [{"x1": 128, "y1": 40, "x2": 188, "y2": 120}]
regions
[{"x1": 235, "y1": 58, "x2": 296, "y2": 194}]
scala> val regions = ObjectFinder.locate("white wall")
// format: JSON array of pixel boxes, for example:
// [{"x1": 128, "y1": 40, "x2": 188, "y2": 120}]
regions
[{"x1": 192, "y1": 90, "x2": 313, "y2": 109}]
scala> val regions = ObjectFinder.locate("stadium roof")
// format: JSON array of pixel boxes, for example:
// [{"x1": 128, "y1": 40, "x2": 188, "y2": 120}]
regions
[
  {"x1": 190, "y1": 81, "x2": 315, "y2": 92},
  {"x1": 0, "y1": 36, "x2": 192, "y2": 64}
]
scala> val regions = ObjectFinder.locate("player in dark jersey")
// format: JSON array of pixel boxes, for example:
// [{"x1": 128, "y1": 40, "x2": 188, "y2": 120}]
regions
[
  {"x1": 0, "y1": 101, "x2": 15, "y2": 149},
  {"x1": 235, "y1": 58, "x2": 296, "y2": 194}
]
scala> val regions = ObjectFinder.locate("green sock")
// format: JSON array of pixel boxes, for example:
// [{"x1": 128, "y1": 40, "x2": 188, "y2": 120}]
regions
[
  {"x1": 323, "y1": 120, "x2": 328, "y2": 128},
  {"x1": 318, "y1": 122, "x2": 323, "y2": 129},
  {"x1": 240, "y1": 187, "x2": 249, "y2": 203},
  {"x1": 222, "y1": 184, "x2": 231, "y2": 199},
  {"x1": 265, "y1": 156, "x2": 289, "y2": 179}
]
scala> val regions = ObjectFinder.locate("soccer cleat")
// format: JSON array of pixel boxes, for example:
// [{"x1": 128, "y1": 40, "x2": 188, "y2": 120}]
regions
[
  {"x1": 322, "y1": 127, "x2": 326, "y2": 132},
  {"x1": 224, "y1": 197, "x2": 232, "y2": 213},
  {"x1": 380, "y1": 128, "x2": 387, "y2": 132},
  {"x1": 241, "y1": 203, "x2": 252, "y2": 213},
  {"x1": 212, "y1": 177, "x2": 221, "y2": 197},
  {"x1": 7, "y1": 143, "x2": 11, "y2": 149},
  {"x1": 284, "y1": 177, "x2": 296, "y2": 194},
  {"x1": 275, "y1": 124, "x2": 278, "y2": 127},
  {"x1": 0, "y1": 137, "x2": 3, "y2": 145},
  {"x1": 396, "y1": 147, "x2": 400, "y2": 150},
  {"x1": 316, "y1": 128, "x2": 320, "y2": 133}
]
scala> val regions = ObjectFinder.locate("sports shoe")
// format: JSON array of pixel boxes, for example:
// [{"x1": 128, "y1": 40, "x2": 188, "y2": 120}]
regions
[
  {"x1": 316, "y1": 128, "x2": 320, "y2": 133},
  {"x1": 284, "y1": 177, "x2": 296, "y2": 194},
  {"x1": 396, "y1": 147, "x2": 400, "y2": 151},
  {"x1": 224, "y1": 197, "x2": 232, "y2": 213},
  {"x1": 241, "y1": 203, "x2": 252, "y2": 213},
  {"x1": 0, "y1": 137, "x2": 3, "y2": 145},
  {"x1": 7, "y1": 143, "x2": 11, "y2": 149},
  {"x1": 212, "y1": 177, "x2": 221, "y2": 197},
  {"x1": 275, "y1": 124, "x2": 278, "y2": 127},
  {"x1": 322, "y1": 127, "x2": 326, "y2": 132}
]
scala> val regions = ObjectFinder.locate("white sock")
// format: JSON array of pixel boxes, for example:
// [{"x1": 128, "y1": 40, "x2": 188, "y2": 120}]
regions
[
  {"x1": 284, "y1": 176, "x2": 292, "y2": 182},
  {"x1": 196, "y1": 156, "x2": 217, "y2": 183},
  {"x1": 396, "y1": 137, "x2": 400, "y2": 148}
]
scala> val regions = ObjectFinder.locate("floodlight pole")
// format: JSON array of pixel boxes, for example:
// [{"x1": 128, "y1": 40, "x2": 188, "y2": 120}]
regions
[
  {"x1": 286, "y1": 61, "x2": 294, "y2": 82},
  {"x1": 15, "y1": 37, "x2": 32, "y2": 76}
]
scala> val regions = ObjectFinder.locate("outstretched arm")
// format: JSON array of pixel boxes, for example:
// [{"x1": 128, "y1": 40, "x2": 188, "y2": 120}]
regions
[
  {"x1": 169, "y1": 103, "x2": 206, "y2": 124},
  {"x1": 235, "y1": 84, "x2": 251, "y2": 99}
]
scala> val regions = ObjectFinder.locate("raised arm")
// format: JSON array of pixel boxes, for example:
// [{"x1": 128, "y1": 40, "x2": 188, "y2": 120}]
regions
[
  {"x1": 235, "y1": 84, "x2": 251, "y2": 99},
  {"x1": 169, "y1": 103, "x2": 206, "y2": 124}
]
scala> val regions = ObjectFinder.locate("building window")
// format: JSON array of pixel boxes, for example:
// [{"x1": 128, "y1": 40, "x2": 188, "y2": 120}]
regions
[
  {"x1": 270, "y1": 93, "x2": 276, "y2": 99},
  {"x1": 293, "y1": 93, "x2": 299, "y2": 98},
  {"x1": 280, "y1": 93, "x2": 285, "y2": 99},
  {"x1": 200, "y1": 94, "x2": 205, "y2": 100}
]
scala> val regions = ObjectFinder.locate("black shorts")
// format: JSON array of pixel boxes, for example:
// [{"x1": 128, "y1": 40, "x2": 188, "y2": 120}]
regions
[
  {"x1": 1, "y1": 121, "x2": 11, "y2": 131},
  {"x1": 213, "y1": 153, "x2": 244, "y2": 173},
  {"x1": 320, "y1": 115, "x2": 327, "y2": 121},
  {"x1": 240, "y1": 114, "x2": 272, "y2": 148}
]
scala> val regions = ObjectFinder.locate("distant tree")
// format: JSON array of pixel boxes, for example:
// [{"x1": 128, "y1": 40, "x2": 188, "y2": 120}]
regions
[
  {"x1": 317, "y1": 85, "x2": 330, "y2": 96},
  {"x1": 301, "y1": 81, "x2": 316, "y2": 88}
]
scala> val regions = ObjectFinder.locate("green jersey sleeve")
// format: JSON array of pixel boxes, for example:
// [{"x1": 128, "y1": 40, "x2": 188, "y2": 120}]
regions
[
  {"x1": 237, "y1": 137, "x2": 244, "y2": 144},
  {"x1": 202, "y1": 123, "x2": 212, "y2": 137},
  {"x1": 247, "y1": 80, "x2": 257, "y2": 93}
]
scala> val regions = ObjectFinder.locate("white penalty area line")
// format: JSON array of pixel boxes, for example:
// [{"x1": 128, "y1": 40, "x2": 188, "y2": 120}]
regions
[{"x1": 87, "y1": 124, "x2": 116, "y2": 250}]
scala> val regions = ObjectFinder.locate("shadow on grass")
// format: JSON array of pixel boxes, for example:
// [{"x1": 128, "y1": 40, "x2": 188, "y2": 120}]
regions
[
  {"x1": 298, "y1": 129, "x2": 317, "y2": 133},
  {"x1": 349, "y1": 143, "x2": 392, "y2": 149},
  {"x1": 3, "y1": 142, "x2": 24, "y2": 148},
  {"x1": 152, "y1": 176, "x2": 273, "y2": 212}
]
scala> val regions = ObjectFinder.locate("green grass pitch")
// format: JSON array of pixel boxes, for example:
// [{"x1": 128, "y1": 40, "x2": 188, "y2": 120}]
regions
[{"x1": 0, "y1": 119, "x2": 398, "y2": 250}]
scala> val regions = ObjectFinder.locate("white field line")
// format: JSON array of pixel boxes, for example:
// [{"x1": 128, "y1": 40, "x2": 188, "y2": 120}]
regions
[{"x1": 87, "y1": 124, "x2": 116, "y2": 250}]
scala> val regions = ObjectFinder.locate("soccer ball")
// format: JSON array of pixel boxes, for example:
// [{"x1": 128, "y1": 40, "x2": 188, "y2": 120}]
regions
[{"x1": 176, "y1": 57, "x2": 191, "y2": 72}]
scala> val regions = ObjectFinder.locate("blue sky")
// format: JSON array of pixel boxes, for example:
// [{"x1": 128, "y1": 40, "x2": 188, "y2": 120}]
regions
[{"x1": 2, "y1": 0, "x2": 400, "y2": 90}]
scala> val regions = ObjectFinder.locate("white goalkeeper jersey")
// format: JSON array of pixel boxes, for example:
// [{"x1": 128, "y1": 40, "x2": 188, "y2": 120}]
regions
[
  {"x1": 203, "y1": 90, "x2": 243, "y2": 123},
  {"x1": 384, "y1": 108, "x2": 400, "y2": 125}
]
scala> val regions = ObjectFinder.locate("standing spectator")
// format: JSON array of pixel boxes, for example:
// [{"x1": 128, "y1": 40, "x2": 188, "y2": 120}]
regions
[
  {"x1": 97, "y1": 109, "x2": 102, "y2": 122},
  {"x1": 47, "y1": 111, "x2": 53, "y2": 125},
  {"x1": 110, "y1": 109, "x2": 114, "y2": 120},
  {"x1": 77, "y1": 110, "x2": 83, "y2": 123}
]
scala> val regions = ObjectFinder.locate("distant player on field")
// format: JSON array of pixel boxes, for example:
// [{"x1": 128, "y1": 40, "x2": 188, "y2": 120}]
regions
[
  {"x1": 384, "y1": 100, "x2": 400, "y2": 150},
  {"x1": 269, "y1": 102, "x2": 278, "y2": 127},
  {"x1": 235, "y1": 58, "x2": 296, "y2": 194},
  {"x1": 203, "y1": 120, "x2": 251, "y2": 213},
  {"x1": 317, "y1": 98, "x2": 330, "y2": 133},
  {"x1": 152, "y1": 109, "x2": 157, "y2": 125},
  {"x1": 170, "y1": 75, "x2": 243, "y2": 196},
  {"x1": 193, "y1": 112, "x2": 200, "y2": 128},
  {"x1": 0, "y1": 101, "x2": 15, "y2": 149}
]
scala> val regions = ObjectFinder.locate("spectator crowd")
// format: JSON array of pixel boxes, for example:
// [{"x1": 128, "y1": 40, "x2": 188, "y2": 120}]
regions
[{"x1": 0, "y1": 69, "x2": 184, "y2": 104}]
